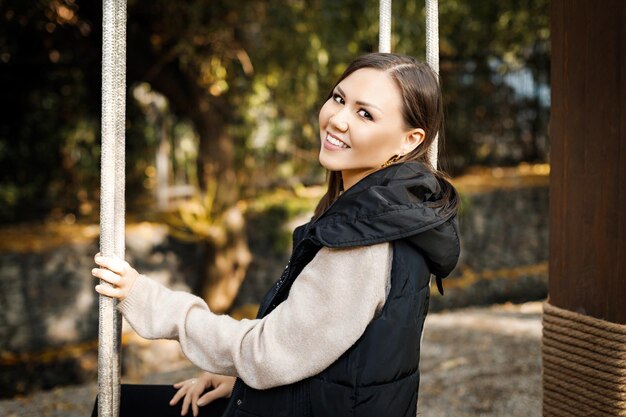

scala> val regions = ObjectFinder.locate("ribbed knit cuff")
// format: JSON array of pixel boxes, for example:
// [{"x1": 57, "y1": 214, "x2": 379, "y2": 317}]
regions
[{"x1": 116, "y1": 274, "x2": 152, "y2": 317}]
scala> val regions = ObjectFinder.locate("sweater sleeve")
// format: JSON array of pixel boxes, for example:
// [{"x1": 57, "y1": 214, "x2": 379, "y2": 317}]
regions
[{"x1": 116, "y1": 242, "x2": 392, "y2": 389}]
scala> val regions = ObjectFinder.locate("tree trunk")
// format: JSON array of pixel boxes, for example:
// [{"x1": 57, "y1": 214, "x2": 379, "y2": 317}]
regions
[
  {"x1": 124, "y1": 24, "x2": 252, "y2": 313},
  {"x1": 191, "y1": 94, "x2": 252, "y2": 313}
]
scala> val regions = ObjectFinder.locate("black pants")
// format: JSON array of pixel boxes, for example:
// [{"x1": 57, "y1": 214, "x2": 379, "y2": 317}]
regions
[{"x1": 90, "y1": 384, "x2": 229, "y2": 417}]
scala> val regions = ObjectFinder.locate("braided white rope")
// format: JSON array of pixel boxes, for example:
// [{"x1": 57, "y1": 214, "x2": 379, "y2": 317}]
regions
[
  {"x1": 379, "y1": 0, "x2": 392, "y2": 53},
  {"x1": 425, "y1": 0, "x2": 439, "y2": 169},
  {"x1": 99, "y1": 0, "x2": 126, "y2": 415}
]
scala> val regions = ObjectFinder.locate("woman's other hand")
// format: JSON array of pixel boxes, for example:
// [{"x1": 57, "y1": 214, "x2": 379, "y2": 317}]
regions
[
  {"x1": 170, "y1": 372, "x2": 236, "y2": 417},
  {"x1": 92, "y1": 252, "x2": 139, "y2": 301}
]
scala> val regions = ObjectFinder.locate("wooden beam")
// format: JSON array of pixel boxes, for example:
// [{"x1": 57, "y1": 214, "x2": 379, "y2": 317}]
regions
[{"x1": 549, "y1": 0, "x2": 626, "y2": 324}]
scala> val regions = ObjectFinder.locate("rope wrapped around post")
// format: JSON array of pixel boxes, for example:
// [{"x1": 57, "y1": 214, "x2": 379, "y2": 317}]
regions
[
  {"x1": 543, "y1": 302, "x2": 626, "y2": 416},
  {"x1": 99, "y1": 0, "x2": 127, "y2": 415}
]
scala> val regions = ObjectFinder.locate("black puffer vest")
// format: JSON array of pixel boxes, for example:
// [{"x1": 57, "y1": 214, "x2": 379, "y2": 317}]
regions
[{"x1": 222, "y1": 161, "x2": 461, "y2": 417}]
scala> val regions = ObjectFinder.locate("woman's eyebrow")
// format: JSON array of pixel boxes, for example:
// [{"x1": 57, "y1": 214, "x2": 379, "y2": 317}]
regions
[{"x1": 336, "y1": 85, "x2": 384, "y2": 114}]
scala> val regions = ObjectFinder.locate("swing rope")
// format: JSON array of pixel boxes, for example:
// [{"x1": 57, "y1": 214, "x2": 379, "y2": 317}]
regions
[
  {"x1": 379, "y1": 0, "x2": 392, "y2": 53},
  {"x1": 379, "y1": 0, "x2": 439, "y2": 169},
  {"x1": 98, "y1": 0, "x2": 127, "y2": 415},
  {"x1": 425, "y1": 0, "x2": 439, "y2": 170}
]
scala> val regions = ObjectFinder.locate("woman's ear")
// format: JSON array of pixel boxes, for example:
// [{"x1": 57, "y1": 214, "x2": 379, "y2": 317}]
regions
[{"x1": 400, "y1": 128, "x2": 425, "y2": 155}]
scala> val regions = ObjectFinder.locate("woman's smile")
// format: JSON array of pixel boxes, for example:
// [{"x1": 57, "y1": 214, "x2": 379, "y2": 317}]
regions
[{"x1": 324, "y1": 132, "x2": 351, "y2": 150}]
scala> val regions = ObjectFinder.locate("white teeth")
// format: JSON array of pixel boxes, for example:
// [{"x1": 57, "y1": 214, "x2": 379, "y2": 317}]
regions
[{"x1": 326, "y1": 134, "x2": 349, "y2": 148}]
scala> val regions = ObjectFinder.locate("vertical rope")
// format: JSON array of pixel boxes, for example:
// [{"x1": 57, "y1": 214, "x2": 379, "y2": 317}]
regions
[
  {"x1": 379, "y1": 0, "x2": 392, "y2": 53},
  {"x1": 112, "y1": 0, "x2": 126, "y2": 413},
  {"x1": 99, "y1": 0, "x2": 126, "y2": 415},
  {"x1": 425, "y1": 0, "x2": 439, "y2": 170}
]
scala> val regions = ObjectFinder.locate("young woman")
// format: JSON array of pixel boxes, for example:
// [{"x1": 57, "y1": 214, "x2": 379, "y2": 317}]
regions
[{"x1": 91, "y1": 52, "x2": 460, "y2": 417}]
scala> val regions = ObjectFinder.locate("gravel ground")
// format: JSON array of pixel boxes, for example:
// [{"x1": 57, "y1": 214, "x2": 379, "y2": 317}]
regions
[{"x1": 0, "y1": 301, "x2": 543, "y2": 417}]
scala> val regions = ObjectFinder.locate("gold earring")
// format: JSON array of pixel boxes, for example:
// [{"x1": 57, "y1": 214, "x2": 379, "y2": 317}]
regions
[{"x1": 381, "y1": 154, "x2": 402, "y2": 168}]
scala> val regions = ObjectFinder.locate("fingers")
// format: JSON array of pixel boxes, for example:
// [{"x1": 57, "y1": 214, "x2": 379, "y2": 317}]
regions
[
  {"x1": 92, "y1": 267, "x2": 124, "y2": 299},
  {"x1": 181, "y1": 388, "x2": 193, "y2": 416},
  {"x1": 178, "y1": 378, "x2": 202, "y2": 416},
  {"x1": 170, "y1": 376, "x2": 231, "y2": 417},
  {"x1": 91, "y1": 268, "x2": 121, "y2": 286},
  {"x1": 92, "y1": 253, "x2": 140, "y2": 302},
  {"x1": 94, "y1": 283, "x2": 124, "y2": 299},
  {"x1": 94, "y1": 253, "x2": 128, "y2": 275},
  {"x1": 169, "y1": 384, "x2": 186, "y2": 406},
  {"x1": 197, "y1": 388, "x2": 223, "y2": 407},
  {"x1": 170, "y1": 378, "x2": 198, "y2": 406}
]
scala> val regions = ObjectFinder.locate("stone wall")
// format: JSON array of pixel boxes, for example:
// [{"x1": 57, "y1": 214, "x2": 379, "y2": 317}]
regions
[
  {"x1": 0, "y1": 223, "x2": 208, "y2": 396},
  {"x1": 0, "y1": 172, "x2": 548, "y2": 397},
  {"x1": 436, "y1": 183, "x2": 548, "y2": 310}
]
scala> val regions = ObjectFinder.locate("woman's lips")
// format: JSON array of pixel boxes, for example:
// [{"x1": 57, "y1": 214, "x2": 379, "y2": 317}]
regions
[{"x1": 324, "y1": 133, "x2": 350, "y2": 150}]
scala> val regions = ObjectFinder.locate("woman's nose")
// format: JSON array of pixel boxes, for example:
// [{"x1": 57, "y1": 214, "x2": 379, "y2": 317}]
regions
[{"x1": 329, "y1": 109, "x2": 349, "y2": 132}]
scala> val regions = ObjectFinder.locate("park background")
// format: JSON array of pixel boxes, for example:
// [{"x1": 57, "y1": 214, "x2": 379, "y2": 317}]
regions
[{"x1": 0, "y1": 0, "x2": 549, "y2": 415}]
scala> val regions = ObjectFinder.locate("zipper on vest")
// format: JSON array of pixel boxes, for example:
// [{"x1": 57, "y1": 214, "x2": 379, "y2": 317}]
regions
[
  {"x1": 260, "y1": 234, "x2": 318, "y2": 316},
  {"x1": 222, "y1": 255, "x2": 296, "y2": 414},
  {"x1": 262, "y1": 261, "x2": 293, "y2": 315},
  {"x1": 255, "y1": 259, "x2": 291, "y2": 316},
  {"x1": 222, "y1": 246, "x2": 302, "y2": 415}
]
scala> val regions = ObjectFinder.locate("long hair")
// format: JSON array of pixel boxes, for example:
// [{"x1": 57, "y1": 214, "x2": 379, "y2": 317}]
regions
[{"x1": 312, "y1": 52, "x2": 459, "y2": 220}]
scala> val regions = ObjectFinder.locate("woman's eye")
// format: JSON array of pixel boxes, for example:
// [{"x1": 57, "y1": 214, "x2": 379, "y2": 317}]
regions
[
  {"x1": 357, "y1": 109, "x2": 373, "y2": 120},
  {"x1": 332, "y1": 93, "x2": 344, "y2": 104}
]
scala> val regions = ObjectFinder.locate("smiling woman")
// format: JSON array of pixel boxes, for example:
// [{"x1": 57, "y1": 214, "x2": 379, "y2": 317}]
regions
[
  {"x1": 312, "y1": 53, "x2": 452, "y2": 222},
  {"x1": 91, "y1": 52, "x2": 460, "y2": 417},
  {"x1": 318, "y1": 67, "x2": 425, "y2": 189}
]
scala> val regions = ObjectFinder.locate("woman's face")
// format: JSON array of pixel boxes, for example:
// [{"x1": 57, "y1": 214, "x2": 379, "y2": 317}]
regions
[{"x1": 318, "y1": 68, "x2": 424, "y2": 190}]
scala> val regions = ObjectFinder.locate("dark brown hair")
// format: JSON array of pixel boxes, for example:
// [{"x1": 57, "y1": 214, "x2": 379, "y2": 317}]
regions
[{"x1": 312, "y1": 52, "x2": 459, "y2": 220}]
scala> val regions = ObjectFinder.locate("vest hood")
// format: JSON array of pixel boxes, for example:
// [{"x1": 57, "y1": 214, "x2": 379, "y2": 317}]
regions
[{"x1": 311, "y1": 161, "x2": 461, "y2": 280}]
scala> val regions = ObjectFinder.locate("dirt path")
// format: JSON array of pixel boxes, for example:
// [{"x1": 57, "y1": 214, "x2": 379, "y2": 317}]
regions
[
  {"x1": 0, "y1": 301, "x2": 543, "y2": 417},
  {"x1": 417, "y1": 301, "x2": 542, "y2": 416}
]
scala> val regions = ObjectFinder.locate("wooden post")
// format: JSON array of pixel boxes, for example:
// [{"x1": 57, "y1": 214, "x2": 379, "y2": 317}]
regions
[
  {"x1": 549, "y1": 0, "x2": 626, "y2": 324},
  {"x1": 542, "y1": 0, "x2": 626, "y2": 417},
  {"x1": 544, "y1": 2, "x2": 626, "y2": 414}
]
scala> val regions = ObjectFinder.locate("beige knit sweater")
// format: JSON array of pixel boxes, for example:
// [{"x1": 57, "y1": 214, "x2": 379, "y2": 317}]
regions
[{"x1": 117, "y1": 242, "x2": 392, "y2": 390}]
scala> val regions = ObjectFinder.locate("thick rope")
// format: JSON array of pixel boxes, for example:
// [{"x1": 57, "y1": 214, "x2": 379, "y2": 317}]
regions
[
  {"x1": 543, "y1": 302, "x2": 626, "y2": 416},
  {"x1": 112, "y1": 0, "x2": 126, "y2": 412},
  {"x1": 379, "y1": 0, "x2": 392, "y2": 53},
  {"x1": 425, "y1": 0, "x2": 439, "y2": 170},
  {"x1": 378, "y1": 0, "x2": 439, "y2": 170},
  {"x1": 99, "y1": 0, "x2": 126, "y2": 415}
]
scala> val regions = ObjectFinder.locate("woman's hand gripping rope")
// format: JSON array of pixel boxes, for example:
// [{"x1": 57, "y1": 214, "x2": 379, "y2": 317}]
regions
[{"x1": 92, "y1": 252, "x2": 139, "y2": 301}]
